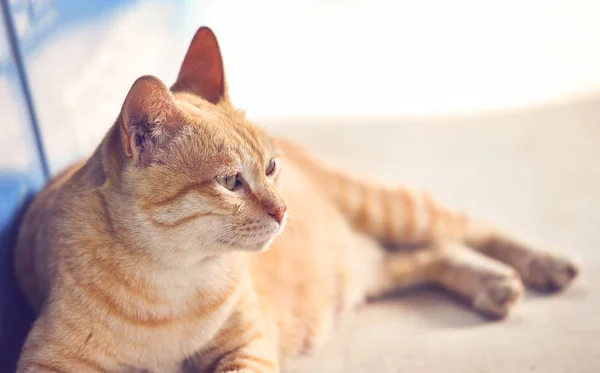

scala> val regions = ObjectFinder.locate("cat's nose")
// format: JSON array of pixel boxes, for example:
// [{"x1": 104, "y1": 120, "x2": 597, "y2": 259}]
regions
[{"x1": 267, "y1": 204, "x2": 287, "y2": 224}]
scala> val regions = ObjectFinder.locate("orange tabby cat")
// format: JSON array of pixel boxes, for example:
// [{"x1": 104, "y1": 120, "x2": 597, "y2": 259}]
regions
[{"x1": 14, "y1": 27, "x2": 579, "y2": 373}]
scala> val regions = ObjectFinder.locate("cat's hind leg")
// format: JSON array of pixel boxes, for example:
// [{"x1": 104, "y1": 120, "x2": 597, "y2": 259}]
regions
[
  {"x1": 430, "y1": 241, "x2": 524, "y2": 319},
  {"x1": 373, "y1": 242, "x2": 524, "y2": 319},
  {"x1": 464, "y1": 222, "x2": 580, "y2": 292},
  {"x1": 281, "y1": 139, "x2": 579, "y2": 297}
]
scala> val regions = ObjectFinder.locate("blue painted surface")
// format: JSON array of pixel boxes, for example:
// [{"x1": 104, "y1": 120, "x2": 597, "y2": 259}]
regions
[
  {"x1": 9, "y1": 0, "x2": 135, "y2": 55},
  {"x1": 0, "y1": 176, "x2": 38, "y2": 373},
  {"x1": 0, "y1": 3, "x2": 46, "y2": 370},
  {"x1": 0, "y1": 1, "x2": 193, "y2": 370}
]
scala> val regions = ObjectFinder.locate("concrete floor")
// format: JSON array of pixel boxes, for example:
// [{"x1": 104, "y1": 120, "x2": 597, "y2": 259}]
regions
[{"x1": 263, "y1": 96, "x2": 600, "y2": 373}]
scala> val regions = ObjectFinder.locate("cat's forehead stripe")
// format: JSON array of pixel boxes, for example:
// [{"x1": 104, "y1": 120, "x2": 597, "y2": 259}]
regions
[
  {"x1": 226, "y1": 118, "x2": 264, "y2": 160},
  {"x1": 176, "y1": 94, "x2": 266, "y2": 161}
]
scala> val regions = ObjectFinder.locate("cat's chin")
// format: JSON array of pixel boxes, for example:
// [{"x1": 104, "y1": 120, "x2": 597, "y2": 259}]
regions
[{"x1": 239, "y1": 238, "x2": 275, "y2": 253}]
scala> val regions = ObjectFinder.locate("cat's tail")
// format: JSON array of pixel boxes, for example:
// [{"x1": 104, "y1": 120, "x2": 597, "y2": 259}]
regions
[{"x1": 278, "y1": 138, "x2": 471, "y2": 245}]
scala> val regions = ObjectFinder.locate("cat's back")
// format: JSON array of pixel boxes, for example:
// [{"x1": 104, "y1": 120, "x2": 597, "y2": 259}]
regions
[{"x1": 14, "y1": 158, "x2": 87, "y2": 311}]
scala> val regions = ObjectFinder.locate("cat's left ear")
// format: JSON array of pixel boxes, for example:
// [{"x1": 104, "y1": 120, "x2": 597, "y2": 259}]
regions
[
  {"x1": 120, "y1": 75, "x2": 185, "y2": 167},
  {"x1": 171, "y1": 26, "x2": 227, "y2": 104}
]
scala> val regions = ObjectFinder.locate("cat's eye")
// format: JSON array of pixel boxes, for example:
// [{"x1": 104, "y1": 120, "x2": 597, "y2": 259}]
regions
[
  {"x1": 216, "y1": 175, "x2": 242, "y2": 191},
  {"x1": 266, "y1": 158, "x2": 279, "y2": 177}
]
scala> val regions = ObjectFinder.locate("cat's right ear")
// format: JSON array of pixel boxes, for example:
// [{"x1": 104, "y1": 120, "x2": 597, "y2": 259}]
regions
[
  {"x1": 119, "y1": 75, "x2": 184, "y2": 167},
  {"x1": 171, "y1": 26, "x2": 226, "y2": 104}
]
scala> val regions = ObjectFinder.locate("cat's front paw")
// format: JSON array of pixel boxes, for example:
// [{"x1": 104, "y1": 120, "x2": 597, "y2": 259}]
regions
[
  {"x1": 523, "y1": 253, "x2": 580, "y2": 292},
  {"x1": 472, "y1": 276, "x2": 524, "y2": 319}
]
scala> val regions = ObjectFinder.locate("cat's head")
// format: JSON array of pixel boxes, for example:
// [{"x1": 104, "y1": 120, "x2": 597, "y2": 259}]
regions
[{"x1": 112, "y1": 27, "x2": 286, "y2": 261}]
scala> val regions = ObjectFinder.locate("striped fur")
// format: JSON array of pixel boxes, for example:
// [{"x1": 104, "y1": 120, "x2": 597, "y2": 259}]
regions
[
  {"x1": 14, "y1": 27, "x2": 579, "y2": 373},
  {"x1": 280, "y1": 139, "x2": 469, "y2": 245}
]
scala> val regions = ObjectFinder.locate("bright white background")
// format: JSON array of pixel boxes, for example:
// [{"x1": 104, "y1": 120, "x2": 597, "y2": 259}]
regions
[{"x1": 186, "y1": 0, "x2": 600, "y2": 119}]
